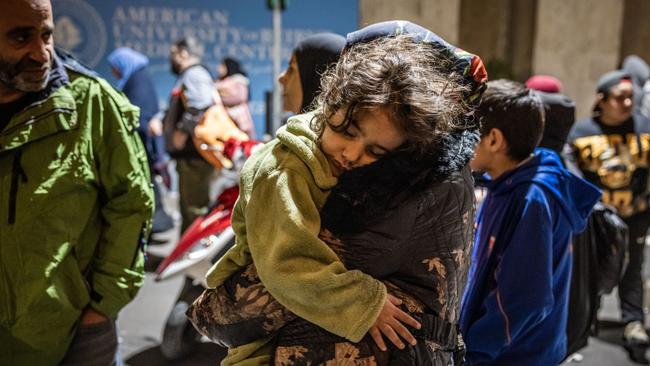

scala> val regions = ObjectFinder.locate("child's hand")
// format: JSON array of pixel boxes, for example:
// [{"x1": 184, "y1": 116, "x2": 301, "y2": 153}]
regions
[{"x1": 369, "y1": 294, "x2": 421, "y2": 351}]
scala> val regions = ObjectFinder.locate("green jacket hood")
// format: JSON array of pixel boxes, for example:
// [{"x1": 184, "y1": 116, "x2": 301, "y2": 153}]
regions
[{"x1": 276, "y1": 112, "x2": 337, "y2": 190}]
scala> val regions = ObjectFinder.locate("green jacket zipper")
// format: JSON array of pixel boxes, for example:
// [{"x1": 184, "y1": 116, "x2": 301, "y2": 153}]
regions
[{"x1": 8, "y1": 150, "x2": 27, "y2": 224}]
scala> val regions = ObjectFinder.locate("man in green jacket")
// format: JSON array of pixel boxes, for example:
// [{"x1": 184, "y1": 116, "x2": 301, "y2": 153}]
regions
[{"x1": 0, "y1": 1, "x2": 154, "y2": 365}]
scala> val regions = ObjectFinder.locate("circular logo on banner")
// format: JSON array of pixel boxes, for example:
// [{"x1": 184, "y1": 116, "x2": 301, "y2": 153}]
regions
[{"x1": 53, "y1": 0, "x2": 107, "y2": 67}]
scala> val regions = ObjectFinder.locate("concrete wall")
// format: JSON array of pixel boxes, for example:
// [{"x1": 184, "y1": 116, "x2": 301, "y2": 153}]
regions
[
  {"x1": 458, "y1": 0, "x2": 509, "y2": 65},
  {"x1": 359, "y1": 0, "x2": 638, "y2": 120},
  {"x1": 359, "y1": 0, "x2": 461, "y2": 44},
  {"x1": 621, "y1": 0, "x2": 650, "y2": 64},
  {"x1": 508, "y1": 0, "x2": 536, "y2": 81},
  {"x1": 531, "y1": 0, "x2": 624, "y2": 119},
  {"x1": 458, "y1": 0, "x2": 535, "y2": 81}
]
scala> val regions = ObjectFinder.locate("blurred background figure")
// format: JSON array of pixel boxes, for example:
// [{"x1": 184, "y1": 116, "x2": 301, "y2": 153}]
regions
[
  {"x1": 527, "y1": 74, "x2": 610, "y2": 362},
  {"x1": 526, "y1": 74, "x2": 563, "y2": 94},
  {"x1": 108, "y1": 47, "x2": 174, "y2": 235},
  {"x1": 278, "y1": 32, "x2": 346, "y2": 115},
  {"x1": 215, "y1": 57, "x2": 256, "y2": 139},
  {"x1": 160, "y1": 37, "x2": 216, "y2": 233},
  {"x1": 566, "y1": 70, "x2": 650, "y2": 364},
  {"x1": 622, "y1": 55, "x2": 650, "y2": 119},
  {"x1": 526, "y1": 74, "x2": 576, "y2": 154}
]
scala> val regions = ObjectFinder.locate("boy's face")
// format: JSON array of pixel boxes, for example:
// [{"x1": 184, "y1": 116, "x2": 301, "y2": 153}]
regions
[
  {"x1": 470, "y1": 127, "x2": 511, "y2": 177},
  {"x1": 321, "y1": 106, "x2": 406, "y2": 177},
  {"x1": 470, "y1": 135, "x2": 491, "y2": 173}
]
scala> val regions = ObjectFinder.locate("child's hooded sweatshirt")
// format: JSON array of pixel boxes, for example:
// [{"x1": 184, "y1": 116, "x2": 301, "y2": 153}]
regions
[
  {"x1": 205, "y1": 112, "x2": 387, "y2": 365},
  {"x1": 460, "y1": 148, "x2": 600, "y2": 366}
]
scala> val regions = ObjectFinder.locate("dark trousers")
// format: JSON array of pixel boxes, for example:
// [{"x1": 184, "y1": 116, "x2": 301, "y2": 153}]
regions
[
  {"x1": 151, "y1": 178, "x2": 173, "y2": 233},
  {"x1": 620, "y1": 212, "x2": 650, "y2": 324},
  {"x1": 176, "y1": 158, "x2": 215, "y2": 233},
  {"x1": 59, "y1": 320, "x2": 119, "y2": 366}
]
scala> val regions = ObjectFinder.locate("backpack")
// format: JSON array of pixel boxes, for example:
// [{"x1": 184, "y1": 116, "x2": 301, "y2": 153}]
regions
[
  {"x1": 565, "y1": 202, "x2": 629, "y2": 356},
  {"x1": 193, "y1": 93, "x2": 250, "y2": 169},
  {"x1": 591, "y1": 203, "x2": 630, "y2": 295}
]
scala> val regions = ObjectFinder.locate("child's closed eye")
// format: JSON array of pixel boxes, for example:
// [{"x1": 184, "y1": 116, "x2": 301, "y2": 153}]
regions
[
  {"x1": 342, "y1": 129, "x2": 357, "y2": 138},
  {"x1": 367, "y1": 147, "x2": 387, "y2": 158}
]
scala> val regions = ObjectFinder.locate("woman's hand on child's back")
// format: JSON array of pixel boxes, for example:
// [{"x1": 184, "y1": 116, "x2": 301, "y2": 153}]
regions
[{"x1": 369, "y1": 294, "x2": 421, "y2": 351}]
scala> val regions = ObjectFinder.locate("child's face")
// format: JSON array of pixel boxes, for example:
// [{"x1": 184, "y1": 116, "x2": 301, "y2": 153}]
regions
[
  {"x1": 470, "y1": 128, "x2": 511, "y2": 178},
  {"x1": 321, "y1": 106, "x2": 406, "y2": 177},
  {"x1": 471, "y1": 132, "x2": 495, "y2": 173}
]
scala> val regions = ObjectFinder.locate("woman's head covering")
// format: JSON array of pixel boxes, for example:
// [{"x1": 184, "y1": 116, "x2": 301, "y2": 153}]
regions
[
  {"x1": 345, "y1": 20, "x2": 487, "y2": 109},
  {"x1": 107, "y1": 47, "x2": 149, "y2": 90},
  {"x1": 293, "y1": 32, "x2": 346, "y2": 112},
  {"x1": 222, "y1": 57, "x2": 247, "y2": 79}
]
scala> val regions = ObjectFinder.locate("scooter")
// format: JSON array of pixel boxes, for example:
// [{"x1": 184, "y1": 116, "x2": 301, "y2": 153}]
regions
[
  {"x1": 155, "y1": 184, "x2": 237, "y2": 360},
  {"x1": 154, "y1": 102, "x2": 262, "y2": 360}
]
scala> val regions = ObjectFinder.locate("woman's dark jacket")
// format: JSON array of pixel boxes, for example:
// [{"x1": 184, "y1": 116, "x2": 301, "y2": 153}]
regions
[
  {"x1": 271, "y1": 129, "x2": 477, "y2": 365},
  {"x1": 188, "y1": 129, "x2": 478, "y2": 365}
]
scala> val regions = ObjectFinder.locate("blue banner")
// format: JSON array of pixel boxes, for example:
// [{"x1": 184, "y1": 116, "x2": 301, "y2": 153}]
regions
[{"x1": 52, "y1": 0, "x2": 358, "y2": 135}]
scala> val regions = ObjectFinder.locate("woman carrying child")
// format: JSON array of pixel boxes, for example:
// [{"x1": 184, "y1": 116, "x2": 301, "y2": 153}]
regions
[{"x1": 191, "y1": 21, "x2": 487, "y2": 365}]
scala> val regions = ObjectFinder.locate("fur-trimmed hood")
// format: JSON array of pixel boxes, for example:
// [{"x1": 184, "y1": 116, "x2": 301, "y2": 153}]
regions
[{"x1": 321, "y1": 127, "x2": 479, "y2": 234}]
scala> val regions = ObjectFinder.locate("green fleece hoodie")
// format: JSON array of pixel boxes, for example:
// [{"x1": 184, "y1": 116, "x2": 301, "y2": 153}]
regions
[{"x1": 205, "y1": 112, "x2": 387, "y2": 365}]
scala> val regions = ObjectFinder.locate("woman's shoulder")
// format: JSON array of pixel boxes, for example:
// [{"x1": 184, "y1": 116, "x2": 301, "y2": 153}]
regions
[{"x1": 416, "y1": 166, "x2": 474, "y2": 208}]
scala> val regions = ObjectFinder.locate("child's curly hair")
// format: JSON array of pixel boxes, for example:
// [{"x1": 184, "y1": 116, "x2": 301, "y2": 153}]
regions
[{"x1": 311, "y1": 35, "x2": 473, "y2": 156}]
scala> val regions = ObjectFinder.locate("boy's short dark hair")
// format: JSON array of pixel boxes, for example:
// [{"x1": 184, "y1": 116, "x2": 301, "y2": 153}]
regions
[{"x1": 478, "y1": 79, "x2": 545, "y2": 161}]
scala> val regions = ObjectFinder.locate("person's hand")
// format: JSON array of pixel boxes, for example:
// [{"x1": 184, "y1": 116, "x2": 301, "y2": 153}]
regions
[
  {"x1": 148, "y1": 117, "x2": 163, "y2": 136},
  {"x1": 79, "y1": 306, "x2": 108, "y2": 325},
  {"x1": 172, "y1": 130, "x2": 188, "y2": 150},
  {"x1": 369, "y1": 294, "x2": 421, "y2": 351}
]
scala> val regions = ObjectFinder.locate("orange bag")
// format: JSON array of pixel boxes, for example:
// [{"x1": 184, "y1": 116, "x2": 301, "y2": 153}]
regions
[{"x1": 193, "y1": 99, "x2": 250, "y2": 169}]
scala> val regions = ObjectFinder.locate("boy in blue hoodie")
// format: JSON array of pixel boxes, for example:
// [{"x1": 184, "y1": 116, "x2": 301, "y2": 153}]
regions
[{"x1": 460, "y1": 79, "x2": 601, "y2": 365}]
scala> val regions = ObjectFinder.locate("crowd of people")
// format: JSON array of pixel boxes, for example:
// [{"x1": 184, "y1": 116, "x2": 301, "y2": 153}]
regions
[{"x1": 3, "y1": 0, "x2": 650, "y2": 365}]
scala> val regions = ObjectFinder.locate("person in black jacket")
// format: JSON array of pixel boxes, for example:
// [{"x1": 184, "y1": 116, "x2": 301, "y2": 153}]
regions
[
  {"x1": 526, "y1": 75, "x2": 576, "y2": 154},
  {"x1": 565, "y1": 70, "x2": 650, "y2": 364},
  {"x1": 108, "y1": 47, "x2": 173, "y2": 234}
]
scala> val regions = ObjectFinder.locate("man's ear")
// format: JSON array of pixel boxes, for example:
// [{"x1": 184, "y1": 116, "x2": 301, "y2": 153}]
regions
[{"x1": 595, "y1": 92, "x2": 606, "y2": 109}]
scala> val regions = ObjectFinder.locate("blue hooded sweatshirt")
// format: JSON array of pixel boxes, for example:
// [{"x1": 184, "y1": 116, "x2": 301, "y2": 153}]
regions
[
  {"x1": 107, "y1": 47, "x2": 164, "y2": 165},
  {"x1": 460, "y1": 148, "x2": 600, "y2": 366}
]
